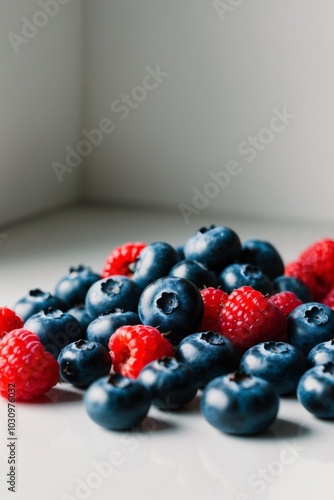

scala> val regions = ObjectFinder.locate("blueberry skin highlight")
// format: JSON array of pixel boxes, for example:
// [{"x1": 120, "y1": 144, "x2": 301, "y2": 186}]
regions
[
  {"x1": 184, "y1": 225, "x2": 242, "y2": 274},
  {"x1": 138, "y1": 357, "x2": 198, "y2": 410},
  {"x1": 218, "y1": 263, "x2": 273, "y2": 295},
  {"x1": 287, "y1": 302, "x2": 334, "y2": 355},
  {"x1": 86, "y1": 311, "x2": 141, "y2": 349},
  {"x1": 85, "y1": 276, "x2": 141, "y2": 318},
  {"x1": 308, "y1": 339, "x2": 334, "y2": 367},
  {"x1": 175, "y1": 331, "x2": 240, "y2": 388},
  {"x1": 84, "y1": 374, "x2": 152, "y2": 430},
  {"x1": 240, "y1": 341, "x2": 307, "y2": 395},
  {"x1": 14, "y1": 289, "x2": 67, "y2": 322},
  {"x1": 239, "y1": 239, "x2": 284, "y2": 280},
  {"x1": 297, "y1": 362, "x2": 334, "y2": 418},
  {"x1": 201, "y1": 372, "x2": 279, "y2": 435},
  {"x1": 55, "y1": 265, "x2": 101, "y2": 308},
  {"x1": 169, "y1": 259, "x2": 218, "y2": 289},
  {"x1": 138, "y1": 276, "x2": 204, "y2": 343},
  {"x1": 58, "y1": 339, "x2": 111, "y2": 388},
  {"x1": 132, "y1": 241, "x2": 179, "y2": 290}
]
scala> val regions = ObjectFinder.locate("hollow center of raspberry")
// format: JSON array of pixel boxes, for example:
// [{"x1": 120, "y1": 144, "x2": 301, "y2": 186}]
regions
[
  {"x1": 101, "y1": 279, "x2": 122, "y2": 296},
  {"x1": 305, "y1": 306, "x2": 328, "y2": 325},
  {"x1": 323, "y1": 362, "x2": 334, "y2": 376},
  {"x1": 201, "y1": 331, "x2": 225, "y2": 346},
  {"x1": 156, "y1": 293, "x2": 179, "y2": 314},
  {"x1": 264, "y1": 341, "x2": 288, "y2": 354}
]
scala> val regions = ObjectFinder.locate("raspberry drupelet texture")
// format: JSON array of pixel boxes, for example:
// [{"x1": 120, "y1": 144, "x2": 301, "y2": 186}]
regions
[
  {"x1": 101, "y1": 242, "x2": 147, "y2": 278},
  {"x1": 0, "y1": 329, "x2": 59, "y2": 400},
  {"x1": 0, "y1": 307, "x2": 23, "y2": 340},
  {"x1": 268, "y1": 291, "x2": 303, "y2": 316},
  {"x1": 219, "y1": 286, "x2": 287, "y2": 352},
  {"x1": 108, "y1": 324, "x2": 175, "y2": 378},
  {"x1": 198, "y1": 287, "x2": 228, "y2": 333}
]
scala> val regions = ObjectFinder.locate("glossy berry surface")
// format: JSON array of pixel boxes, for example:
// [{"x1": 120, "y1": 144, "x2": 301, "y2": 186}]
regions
[
  {"x1": 272, "y1": 275, "x2": 312, "y2": 303},
  {"x1": 287, "y1": 302, "x2": 334, "y2": 356},
  {"x1": 307, "y1": 339, "x2": 334, "y2": 367},
  {"x1": 24, "y1": 309, "x2": 84, "y2": 359},
  {"x1": 54, "y1": 265, "x2": 101, "y2": 308},
  {"x1": 268, "y1": 291, "x2": 303, "y2": 316},
  {"x1": 198, "y1": 287, "x2": 228, "y2": 333},
  {"x1": 0, "y1": 307, "x2": 23, "y2": 339},
  {"x1": 108, "y1": 324, "x2": 174, "y2": 378},
  {"x1": 240, "y1": 341, "x2": 307, "y2": 395},
  {"x1": 219, "y1": 286, "x2": 287, "y2": 353},
  {"x1": 138, "y1": 276, "x2": 204, "y2": 343},
  {"x1": 218, "y1": 263, "x2": 273, "y2": 295},
  {"x1": 169, "y1": 259, "x2": 218, "y2": 289},
  {"x1": 101, "y1": 241, "x2": 147, "y2": 278},
  {"x1": 67, "y1": 304, "x2": 93, "y2": 335},
  {"x1": 184, "y1": 225, "x2": 241, "y2": 274},
  {"x1": 175, "y1": 331, "x2": 240, "y2": 388},
  {"x1": 58, "y1": 339, "x2": 111, "y2": 388},
  {"x1": 132, "y1": 241, "x2": 179, "y2": 290},
  {"x1": 85, "y1": 276, "x2": 141, "y2": 318},
  {"x1": 84, "y1": 373, "x2": 152, "y2": 430},
  {"x1": 86, "y1": 310, "x2": 141, "y2": 349},
  {"x1": 0, "y1": 328, "x2": 59, "y2": 400},
  {"x1": 239, "y1": 239, "x2": 284, "y2": 280},
  {"x1": 14, "y1": 289, "x2": 67, "y2": 323},
  {"x1": 138, "y1": 357, "x2": 198, "y2": 410},
  {"x1": 200, "y1": 372, "x2": 279, "y2": 435},
  {"x1": 297, "y1": 362, "x2": 334, "y2": 418}
]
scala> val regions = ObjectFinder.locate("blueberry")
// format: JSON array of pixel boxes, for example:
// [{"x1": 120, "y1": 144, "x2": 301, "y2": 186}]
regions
[
  {"x1": 297, "y1": 362, "x2": 334, "y2": 418},
  {"x1": 240, "y1": 341, "x2": 307, "y2": 395},
  {"x1": 307, "y1": 339, "x2": 334, "y2": 367},
  {"x1": 175, "y1": 331, "x2": 240, "y2": 388},
  {"x1": 272, "y1": 275, "x2": 312, "y2": 303},
  {"x1": 138, "y1": 276, "x2": 204, "y2": 343},
  {"x1": 287, "y1": 302, "x2": 334, "y2": 355},
  {"x1": 239, "y1": 239, "x2": 284, "y2": 280},
  {"x1": 86, "y1": 311, "x2": 141, "y2": 349},
  {"x1": 24, "y1": 309, "x2": 84, "y2": 358},
  {"x1": 218, "y1": 263, "x2": 273, "y2": 295},
  {"x1": 169, "y1": 259, "x2": 218, "y2": 289},
  {"x1": 67, "y1": 304, "x2": 93, "y2": 335},
  {"x1": 55, "y1": 265, "x2": 101, "y2": 308},
  {"x1": 184, "y1": 225, "x2": 241, "y2": 274},
  {"x1": 137, "y1": 357, "x2": 198, "y2": 410},
  {"x1": 200, "y1": 371, "x2": 279, "y2": 435},
  {"x1": 84, "y1": 374, "x2": 152, "y2": 430},
  {"x1": 14, "y1": 289, "x2": 67, "y2": 322},
  {"x1": 132, "y1": 241, "x2": 179, "y2": 290},
  {"x1": 58, "y1": 339, "x2": 111, "y2": 388},
  {"x1": 85, "y1": 276, "x2": 141, "y2": 318}
]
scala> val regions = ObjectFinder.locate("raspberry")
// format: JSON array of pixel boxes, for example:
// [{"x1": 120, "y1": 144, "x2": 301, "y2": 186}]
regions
[
  {"x1": 285, "y1": 260, "x2": 328, "y2": 302},
  {"x1": 322, "y1": 287, "x2": 334, "y2": 309},
  {"x1": 101, "y1": 242, "x2": 147, "y2": 278},
  {"x1": 268, "y1": 291, "x2": 303, "y2": 316},
  {"x1": 0, "y1": 307, "x2": 23, "y2": 340},
  {"x1": 108, "y1": 324, "x2": 175, "y2": 378},
  {"x1": 219, "y1": 286, "x2": 287, "y2": 352},
  {"x1": 198, "y1": 287, "x2": 228, "y2": 332},
  {"x1": 0, "y1": 329, "x2": 59, "y2": 400}
]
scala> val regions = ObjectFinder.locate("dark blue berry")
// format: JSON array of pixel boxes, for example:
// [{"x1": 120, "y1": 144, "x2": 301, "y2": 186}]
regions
[
  {"x1": 200, "y1": 371, "x2": 279, "y2": 435},
  {"x1": 240, "y1": 341, "x2": 307, "y2": 395},
  {"x1": 138, "y1": 276, "x2": 204, "y2": 343},
  {"x1": 239, "y1": 239, "x2": 284, "y2": 280},
  {"x1": 307, "y1": 339, "x2": 334, "y2": 367},
  {"x1": 86, "y1": 311, "x2": 141, "y2": 349},
  {"x1": 297, "y1": 362, "x2": 334, "y2": 418},
  {"x1": 287, "y1": 302, "x2": 334, "y2": 355},
  {"x1": 138, "y1": 357, "x2": 198, "y2": 410},
  {"x1": 175, "y1": 331, "x2": 240, "y2": 388},
  {"x1": 14, "y1": 289, "x2": 67, "y2": 322},
  {"x1": 132, "y1": 241, "x2": 179, "y2": 290},
  {"x1": 58, "y1": 339, "x2": 111, "y2": 388},
  {"x1": 54, "y1": 265, "x2": 101, "y2": 308},
  {"x1": 67, "y1": 304, "x2": 93, "y2": 335},
  {"x1": 218, "y1": 263, "x2": 273, "y2": 295},
  {"x1": 169, "y1": 259, "x2": 218, "y2": 289},
  {"x1": 84, "y1": 374, "x2": 152, "y2": 430},
  {"x1": 184, "y1": 225, "x2": 241, "y2": 274},
  {"x1": 272, "y1": 275, "x2": 312, "y2": 303}
]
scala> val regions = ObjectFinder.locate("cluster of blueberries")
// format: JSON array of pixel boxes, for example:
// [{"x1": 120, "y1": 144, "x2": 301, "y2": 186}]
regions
[{"x1": 12, "y1": 225, "x2": 334, "y2": 435}]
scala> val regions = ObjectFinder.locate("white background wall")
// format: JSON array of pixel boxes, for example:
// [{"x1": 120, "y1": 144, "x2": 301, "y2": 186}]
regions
[
  {"x1": 0, "y1": 0, "x2": 83, "y2": 227},
  {"x1": 1, "y1": 1, "x2": 334, "y2": 228}
]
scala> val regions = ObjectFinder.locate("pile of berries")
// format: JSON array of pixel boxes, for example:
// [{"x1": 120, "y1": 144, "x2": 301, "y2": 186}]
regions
[{"x1": 1, "y1": 226, "x2": 334, "y2": 434}]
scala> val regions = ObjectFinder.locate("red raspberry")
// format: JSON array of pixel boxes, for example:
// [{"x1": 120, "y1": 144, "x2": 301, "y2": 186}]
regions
[
  {"x1": 0, "y1": 307, "x2": 23, "y2": 339},
  {"x1": 268, "y1": 291, "x2": 302, "y2": 316},
  {"x1": 0, "y1": 329, "x2": 59, "y2": 400},
  {"x1": 108, "y1": 324, "x2": 175, "y2": 378},
  {"x1": 219, "y1": 286, "x2": 287, "y2": 352},
  {"x1": 285, "y1": 260, "x2": 328, "y2": 302},
  {"x1": 299, "y1": 238, "x2": 334, "y2": 286},
  {"x1": 101, "y1": 242, "x2": 147, "y2": 278},
  {"x1": 198, "y1": 287, "x2": 228, "y2": 332},
  {"x1": 322, "y1": 287, "x2": 334, "y2": 309}
]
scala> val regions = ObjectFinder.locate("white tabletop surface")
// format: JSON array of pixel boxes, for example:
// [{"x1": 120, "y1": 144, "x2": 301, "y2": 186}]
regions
[{"x1": 1, "y1": 205, "x2": 334, "y2": 500}]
